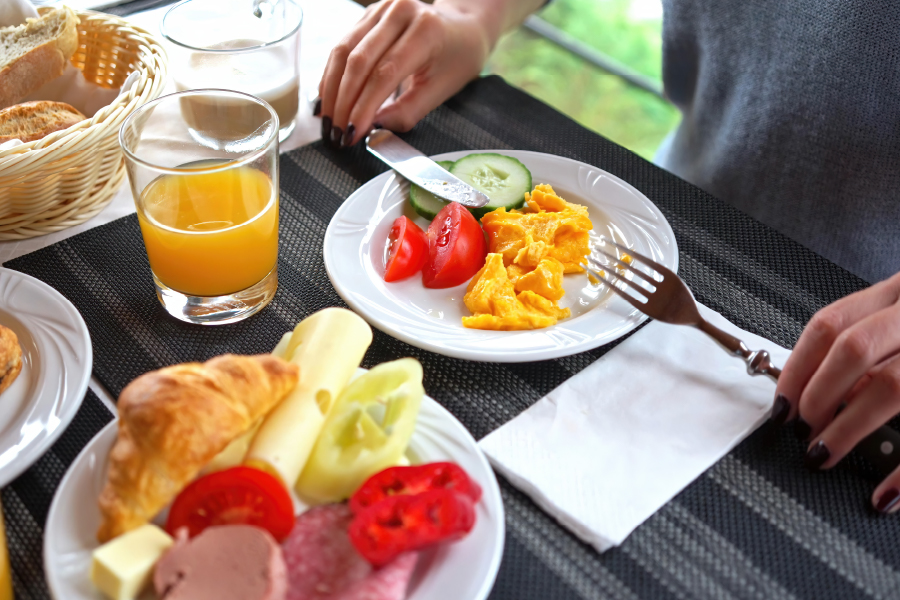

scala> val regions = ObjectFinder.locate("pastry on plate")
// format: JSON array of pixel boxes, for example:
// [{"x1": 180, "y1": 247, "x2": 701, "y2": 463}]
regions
[
  {"x1": 0, "y1": 6, "x2": 80, "y2": 110},
  {"x1": 0, "y1": 324, "x2": 22, "y2": 395},
  {"x1": 97, "y1": 354, "x2": 300, "y2": 543}
]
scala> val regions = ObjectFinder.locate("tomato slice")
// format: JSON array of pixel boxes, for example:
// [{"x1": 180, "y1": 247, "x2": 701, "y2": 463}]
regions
[
  {"x1": 422, "y1": 203, "x2": 487, "y2": 288},
  {"x1": 348, "y1": 488, "x2": 476, "y2": 567},
  {"x1": 165, "y1": 466, "x2": 295, "y2": 541},
  {"x1": 384, "y1": 216, "x2": 428, "y2": 282},
  {"x1": 349, "y1": 463, "x2": 482, "y2": 514}
]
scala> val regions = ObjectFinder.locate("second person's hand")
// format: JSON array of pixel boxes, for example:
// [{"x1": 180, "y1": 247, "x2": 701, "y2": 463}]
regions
[
  {"x1": 316, "y1": 0, "x2": 496, "y2": 148},
  {"x1": 773, "y1": 271, "x2": 900, "y2": 514}
]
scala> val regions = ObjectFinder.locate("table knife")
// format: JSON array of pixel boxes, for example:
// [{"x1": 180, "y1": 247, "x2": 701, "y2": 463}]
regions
[{"x1": 365, "y1": 129, "x2": 490, "y2": 209}]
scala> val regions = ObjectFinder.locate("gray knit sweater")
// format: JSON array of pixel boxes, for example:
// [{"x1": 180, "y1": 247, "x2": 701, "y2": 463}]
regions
[{"x1": 658, "y1": 0, "x2": 900, "y2": 283}]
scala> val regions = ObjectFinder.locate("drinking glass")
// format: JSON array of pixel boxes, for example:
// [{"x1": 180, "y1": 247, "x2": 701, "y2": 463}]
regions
[
  {"x1": 0, "y1": 502, "x2": 11, "y2": 600},
  {"x1": 120, "y1": 89, "x2": 280, "y2": 325},
  {"x1": 161, "y1": 0, "x2": 303, "y2": 143}
]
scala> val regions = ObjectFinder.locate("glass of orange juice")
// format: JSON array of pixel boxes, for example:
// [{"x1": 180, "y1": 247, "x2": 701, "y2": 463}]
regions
[
  {"x1": 0, "y1": 500, "x2": 12, "y2": 600},
  {"x1": 120, "y1": 89, "x2": 280, "y2": 325}
]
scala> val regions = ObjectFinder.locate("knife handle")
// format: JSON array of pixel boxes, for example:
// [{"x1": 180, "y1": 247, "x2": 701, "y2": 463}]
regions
[{"x1": 854, "y1": 424, "x2": 900, "y2": 474}]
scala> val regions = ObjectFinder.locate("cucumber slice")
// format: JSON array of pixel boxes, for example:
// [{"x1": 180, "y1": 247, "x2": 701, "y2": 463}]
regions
[
  {"x1": 450, "y1": 153, "x2": 532, "y2": 218},
  {"x1": 408, "y1": 160, "x2": 456, "y2": 220}
]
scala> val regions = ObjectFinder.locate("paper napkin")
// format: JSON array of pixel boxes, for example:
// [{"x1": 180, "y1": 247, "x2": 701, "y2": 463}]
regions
[
  {"x1": 479, "y1": 304, "x2": 791, "y2": 553},
  {"x1": 0, "y1": 0, "x2": 138, "y2": 151}
]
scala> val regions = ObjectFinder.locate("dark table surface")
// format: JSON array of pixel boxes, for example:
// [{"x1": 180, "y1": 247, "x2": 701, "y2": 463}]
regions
[{"x1": 3, "y1": 1, "x2": 900, "y2": 599}]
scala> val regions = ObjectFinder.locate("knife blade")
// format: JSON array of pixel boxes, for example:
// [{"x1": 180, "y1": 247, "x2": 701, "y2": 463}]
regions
[{"x1": 365, "y1": 129, "x2": 490, "y2": 209}]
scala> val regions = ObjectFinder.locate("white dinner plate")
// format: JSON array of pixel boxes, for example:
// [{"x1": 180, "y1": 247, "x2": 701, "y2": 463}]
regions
[
  {"x1": 44, "y1": 394, "x2": 505, "y2": 600},
  {"x1": 0, "y1": 268, "x2": 91, "y2": 487},
  {"x1": 324, "y1": 150, "x2": 678, "y2": 362}
]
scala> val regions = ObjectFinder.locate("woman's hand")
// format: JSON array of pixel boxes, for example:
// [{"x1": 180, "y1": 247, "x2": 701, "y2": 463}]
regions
[
  {"x1": 316, "y1": 0, "x2": 494, "y2": 148},
  {"x1": 773, "y1": 271, "x2": 900, "y2": 514}
]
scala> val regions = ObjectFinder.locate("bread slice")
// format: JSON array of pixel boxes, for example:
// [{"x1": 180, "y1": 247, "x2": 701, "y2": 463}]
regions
[
  {"x1": 0, "y1": 7, "x2": 80, "y2": 110},
  {"x1": 0, "y1": 100, "x2": 86, "y2": 144}
]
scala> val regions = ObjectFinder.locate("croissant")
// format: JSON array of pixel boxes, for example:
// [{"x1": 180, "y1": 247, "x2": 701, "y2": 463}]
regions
[{"x1": 97, "y1": 354, "x2": 299, "y2": 543}]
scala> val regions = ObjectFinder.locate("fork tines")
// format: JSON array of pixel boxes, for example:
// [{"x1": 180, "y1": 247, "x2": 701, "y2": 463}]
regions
[
  {"x1": 580, "y1": 237, "x2": 665, "y2": 310},
  {"x1": 600, "y1": 237, "x2": 669, "y2": 275}
]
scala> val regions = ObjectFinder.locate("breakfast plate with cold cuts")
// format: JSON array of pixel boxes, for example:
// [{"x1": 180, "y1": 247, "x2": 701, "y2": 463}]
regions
[
  {"x1": 323, "y1": 150, "x2": 678, "y2": 362},
  {"x1": 44, "y1": 308, "x2": 504, "y2": 600}
]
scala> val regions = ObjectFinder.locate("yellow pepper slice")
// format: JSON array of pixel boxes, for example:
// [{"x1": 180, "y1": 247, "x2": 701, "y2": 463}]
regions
[{"x1": 295, "y1": 358, "x2": 424, "y2": 503}]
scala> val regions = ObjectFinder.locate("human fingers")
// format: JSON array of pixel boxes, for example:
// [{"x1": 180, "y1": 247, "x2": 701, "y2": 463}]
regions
[
  {"x1": 772, "y1": 274, "x2": 900, "y2": 427},
  {"x1": 803, "y1": 356, "x2": 900, "y2": 473},
  {"x1": 369, "y1": 29, "x2": 486, "y2": 135},
  {"x1": 331, "y1": 1, "x2": 430, "y2": 146},
  {"x1": 318, "y1": 0, "x2": 395, "y2": 141},
  {"x1": 370, "y1": 72, "x2": 459, "y2": 134},
  {"x1": 873, "y1": 464, "x2": 900, "y2": 514},
  {"x1": 340, "y1": 15, "x2": 450, "y2": 145},
  {"x1": 794, "y1": 302, "x2": 900, "y2": 440}
]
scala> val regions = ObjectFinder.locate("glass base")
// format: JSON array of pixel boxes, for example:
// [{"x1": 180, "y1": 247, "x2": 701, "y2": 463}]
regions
[
  {"x1": 154, "y1": 267, "x2": 278, "y2": 325},
  {"x1": 278, "y1": 119, "x2": 296, "y2": 143}
]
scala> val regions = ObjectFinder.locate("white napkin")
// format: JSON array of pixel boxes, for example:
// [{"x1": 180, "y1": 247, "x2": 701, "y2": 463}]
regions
[
  {"x1": 479, "y1": 304, "x2": 791, "y2": 553},
  {"x1": 0, "y1": 0, "x2": 139, "y2": 151}
]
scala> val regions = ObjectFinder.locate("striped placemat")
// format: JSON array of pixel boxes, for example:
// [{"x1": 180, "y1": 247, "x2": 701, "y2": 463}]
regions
[{"x1": 5, "y1": 72, "x2": 899, "y2": 600}]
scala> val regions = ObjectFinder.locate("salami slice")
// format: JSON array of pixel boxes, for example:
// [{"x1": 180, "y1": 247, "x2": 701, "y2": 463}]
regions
[{"x1": 282, "y1": 504, "x2": 418, "y2": 600}]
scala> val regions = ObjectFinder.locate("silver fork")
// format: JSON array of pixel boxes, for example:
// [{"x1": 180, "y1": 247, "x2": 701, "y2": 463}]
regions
[
  {"x1": 581, "y1": 237, "x2": 900, "y2": 473},
  {"x1": 580, "y1": 237, "x2": 781, "y2": 380}
]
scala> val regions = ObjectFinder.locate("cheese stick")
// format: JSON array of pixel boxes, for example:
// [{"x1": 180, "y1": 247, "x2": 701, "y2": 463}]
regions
[
  {"x1": 198, "y1": 334, "x2": 296, "y2": 475},
  {"x1": 245, "y1": 308, "x2": 373, "y2": 486},
  {"x1": 201, "y1": 419, "x2": 264, "y2": 475}
]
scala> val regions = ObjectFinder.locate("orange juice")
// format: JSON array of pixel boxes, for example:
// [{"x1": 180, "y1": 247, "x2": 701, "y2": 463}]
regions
[
  {"x1": 0, "y1": 502, "x2": 12, "y2": 600},
  {"x1": 137, "y1": 166, "x2": 278, "y2": 297}
]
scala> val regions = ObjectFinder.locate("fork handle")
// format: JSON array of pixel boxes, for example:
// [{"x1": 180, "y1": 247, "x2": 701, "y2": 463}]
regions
[
  {"x1": 697, "y1": 320, "x2": 781, "y2": 380},
  {"x1": 697, "y1": 319, "x2": 900, "y2": 474}
]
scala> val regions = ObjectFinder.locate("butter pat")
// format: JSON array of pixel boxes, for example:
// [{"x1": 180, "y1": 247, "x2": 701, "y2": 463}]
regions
[{"x1": 90, "y1": 524, "x2": 173, "y2": 600}]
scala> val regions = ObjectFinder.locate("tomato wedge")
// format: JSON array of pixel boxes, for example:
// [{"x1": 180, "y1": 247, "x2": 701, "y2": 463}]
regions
[
  {"x1": 384, "y1": 216, "x2": 428, "y2": 282},
  {"x1": 165, "y1": 466, "x2": 295, "y2": 541},
  {"x1": 423, "y1": 202, "x2": 487, "y2": 288}
]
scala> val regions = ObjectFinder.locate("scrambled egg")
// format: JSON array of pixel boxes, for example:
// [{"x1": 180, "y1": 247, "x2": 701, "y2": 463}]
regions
[
  {"x1": 462, "y1": 254, "x2": 570, "y2": 330},
  {"x1": 462, "y1": 184, "x2": 592, "y2": 331},
  {"x1": 481, "y1": 184, "x2": 592, "y2": 274}
]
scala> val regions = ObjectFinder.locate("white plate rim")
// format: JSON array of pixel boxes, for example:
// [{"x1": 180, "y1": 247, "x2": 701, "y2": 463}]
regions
[
  {"x1": 0, "y1": 267, "x2": 91, "y2": 488},
  {"x1": 323, "y1": 149, "x2": 678, "y2": 363},
  {"x1": 44, "y1": 394, "x2": 505, "y2": 600}
]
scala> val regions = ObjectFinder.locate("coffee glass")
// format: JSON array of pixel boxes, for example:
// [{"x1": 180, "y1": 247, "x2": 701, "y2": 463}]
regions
[
  {"x1": 120, "y1": 90, "x2": 280, "y2": 325},
  {"x1": 161, "y1": 0, "x2": 303, "y2": 143}
]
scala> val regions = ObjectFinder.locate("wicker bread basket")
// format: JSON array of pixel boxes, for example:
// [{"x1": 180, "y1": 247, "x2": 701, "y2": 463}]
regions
[{"x1": 0, "y1": 9, "x2": 168, "y2": 240}]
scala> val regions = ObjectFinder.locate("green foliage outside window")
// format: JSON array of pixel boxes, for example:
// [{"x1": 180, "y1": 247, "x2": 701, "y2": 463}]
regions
[{"x1": 486, "y1": 0, "x2": 679, "y2": 161}]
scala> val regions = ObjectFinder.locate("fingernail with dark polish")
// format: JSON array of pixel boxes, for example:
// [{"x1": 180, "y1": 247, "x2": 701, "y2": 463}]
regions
[
  {"x1": 769, "y1": 394, "x2": 790, "y2": 427},
  {"x1": 341, "y1": 124, "x2": 355, "y2": 148},
  {"x1": 330, "y1": 126, "x2": 343, "y2": 147},
  {"x1": 321, "y1": 116, "x2": 332, "y2": 141},
  {"x1": 794, "y1": 418, "x2": 812, "y2": 441},
  {"x1": 313, "y1": 97, "x2": 321, "y2": 116},
  {"x1": 876, "y1": 488, "x2": 900, "y2": 514},
  {"x1": 804, "y1": 440, "x2": 830, "y2": 470}
]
